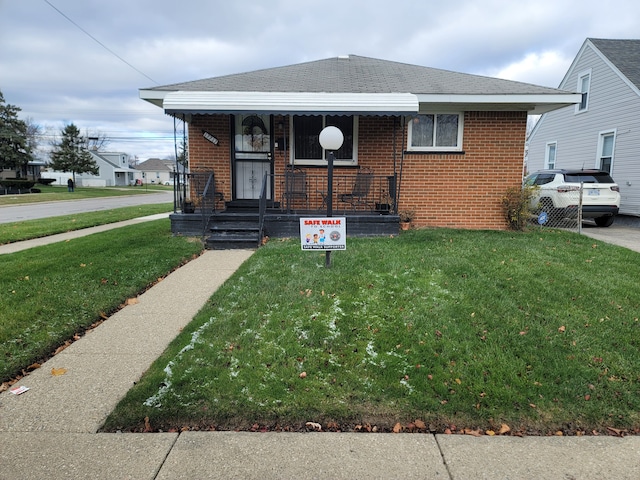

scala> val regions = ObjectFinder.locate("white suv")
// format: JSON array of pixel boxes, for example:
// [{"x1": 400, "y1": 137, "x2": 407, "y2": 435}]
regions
[{"x1": 525, "y1": 169, "x2": 620, "y2": 227}]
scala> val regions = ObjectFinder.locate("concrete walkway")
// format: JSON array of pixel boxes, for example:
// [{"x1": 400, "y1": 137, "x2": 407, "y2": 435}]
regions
[{"x1": 1, "y1": 217, "x2": 640, "y2": 479}]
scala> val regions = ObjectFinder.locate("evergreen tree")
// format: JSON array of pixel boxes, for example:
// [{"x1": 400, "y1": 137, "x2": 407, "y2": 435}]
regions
[
  {"x1": 0, "y1": 90, "x2": 32, "y2": 176},
  {"x1": 49, "y1": 123, "x2": 99, "y2": 182}
]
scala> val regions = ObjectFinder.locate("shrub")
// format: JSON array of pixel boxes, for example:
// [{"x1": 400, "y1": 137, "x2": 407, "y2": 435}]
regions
[
  {"x1": 0, "y1": 179, "x2": 35, "y2": 190},
  {"x1": 502, "y1": 185, "x2": 538, "y2": 231}
]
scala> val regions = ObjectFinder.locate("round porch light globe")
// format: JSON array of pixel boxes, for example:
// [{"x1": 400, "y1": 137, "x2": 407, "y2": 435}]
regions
[{"x1": 319, "y1": 126, "x2": 344, "y2": 151}]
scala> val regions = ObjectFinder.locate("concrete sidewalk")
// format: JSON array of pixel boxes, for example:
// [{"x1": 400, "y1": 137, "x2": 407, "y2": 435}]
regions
[
  {"x1": 0, "y1": 213, "x2": 171, "y2": 254},
  {"x1": 2, "y1": 219, "x2": 640, "y2": 479}
]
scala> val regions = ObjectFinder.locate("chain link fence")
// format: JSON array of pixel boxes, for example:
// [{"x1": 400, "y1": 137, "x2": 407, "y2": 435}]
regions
[{"x1": 529, "y1": 188, "x2": 583, "y2": 232}]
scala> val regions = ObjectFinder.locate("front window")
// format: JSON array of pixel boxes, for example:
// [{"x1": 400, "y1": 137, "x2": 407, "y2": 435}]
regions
[
  {"x1": 545, "y1": 142, "x2": 557, "y2": 169},
  {"x1": 292, "y1": 115, "x2": 356, "y2": 166},
  {"x1": 407, "y1": 113, "x2": 462, "y2": 151}
]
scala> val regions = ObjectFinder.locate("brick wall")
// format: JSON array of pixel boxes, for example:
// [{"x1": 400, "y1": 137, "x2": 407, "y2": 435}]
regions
[
  {"x1": 187, "y1": 111, "x2": 527, "y2": 230},
  {"x1": 189, "y1": 115, "x2": 232, "y2": 201}
]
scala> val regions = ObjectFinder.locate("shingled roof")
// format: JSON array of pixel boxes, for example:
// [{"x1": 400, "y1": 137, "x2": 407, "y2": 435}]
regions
[
  {"x1": 589, "y1": 38, "x2": 640, "y2": 90},
  {"x1": 146, "y1": 55, "x2": 566, "y2": 96},
  {"x1": 140, "y1": 55, "x2": 580, "y2": 115}
]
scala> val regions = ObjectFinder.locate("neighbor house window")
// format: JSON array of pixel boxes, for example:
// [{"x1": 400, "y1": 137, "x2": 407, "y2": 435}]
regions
[
  {"x1": 598, "y1": 131, "x2": 615, "y2": 173},
  {"x1": 545, "y1": 142, "x2": 557, "y2": 169},
  {"x1": 407, "y1": 113, "x2": 462, "y2": 151},
  {"x1": 576, "y1": 70, "x2": 591, "y2": 112},
  {"x1": 292, "y1": 115, "x2": 356, "y2": 166}
]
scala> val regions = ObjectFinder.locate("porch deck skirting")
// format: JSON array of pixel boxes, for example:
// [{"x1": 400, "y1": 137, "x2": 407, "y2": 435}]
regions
[{"x1": 170, "y1": 212, "x2": 400, "y2": 239}]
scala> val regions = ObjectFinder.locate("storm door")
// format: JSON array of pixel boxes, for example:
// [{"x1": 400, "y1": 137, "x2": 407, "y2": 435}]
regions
[{"x1": 233, "y1": 114, "x2": 273, "y2": 200}]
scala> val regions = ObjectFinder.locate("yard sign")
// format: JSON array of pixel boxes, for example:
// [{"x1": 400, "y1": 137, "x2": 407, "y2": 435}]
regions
[{"x1": 300, "y1": 217, "x2": 346, "y2": 250}]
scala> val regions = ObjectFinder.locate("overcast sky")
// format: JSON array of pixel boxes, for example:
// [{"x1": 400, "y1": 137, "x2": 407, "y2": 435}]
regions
[{"x1": 1, "y1": 0, "x2": 638, "y2": 161}]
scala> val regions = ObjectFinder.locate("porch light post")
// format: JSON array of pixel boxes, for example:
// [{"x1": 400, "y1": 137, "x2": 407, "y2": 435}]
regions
[{"x1": 319, "y1": 126, "x2": 344, "y2": 267}]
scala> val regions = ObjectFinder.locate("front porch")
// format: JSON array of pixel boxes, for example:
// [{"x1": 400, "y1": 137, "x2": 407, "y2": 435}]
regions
[{"x1": 170, "y1": 171, "x2": 401, "y2": 248}]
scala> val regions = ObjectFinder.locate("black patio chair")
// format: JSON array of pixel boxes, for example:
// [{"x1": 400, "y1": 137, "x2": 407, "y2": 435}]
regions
[
  {"x1": 282, "y1": 166, "x2": 308, "y2": 210},
  {"x1": 339, "y1": 167, "x2": 373, "y2": 210}
]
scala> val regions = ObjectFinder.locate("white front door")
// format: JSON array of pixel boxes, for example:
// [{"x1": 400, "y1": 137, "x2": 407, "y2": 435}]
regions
[{"x1": 234, "y1": 156, "x2": 271, "y2": 199}]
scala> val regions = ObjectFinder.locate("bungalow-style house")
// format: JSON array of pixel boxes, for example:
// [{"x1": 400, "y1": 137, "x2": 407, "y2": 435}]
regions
[
  {"x1": 43, "y1": 151, "x2": 137, "y2": 187},
  {"x1": 140, "y1": 55, "x2": 580, "y2": 247},
  {"x1": 135, "y1": 158, "x2": 176, "y2": 185},
  {"x1": 527, "y1": 38, "x2": 640, "y2": 217}
]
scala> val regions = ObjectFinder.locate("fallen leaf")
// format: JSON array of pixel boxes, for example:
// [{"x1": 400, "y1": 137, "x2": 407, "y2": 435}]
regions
[
  {"x1": 305, "y1": 421, "x2": 322, "y2": 431},
  {"x1": 144, "y1": 416, "x2": 153, "y2": 432},
  {"x1": 51, "y1": 367, "x2": 67, "y2": 376},
  {"x1": 299, "y1": 371, "x2": 307, "y2": 379},
  {"x1": 486, "y1": 430, "x2": 496, "y2": 436},
  {"x1": 558, "y1": 325, "x2": 566, "y2": 333},
  {"x1": 393, "y1": 422, "x2": 403, "y2": 433},
  {"x1": 26, "y1": 362, "x2": 41, "y2": 371},
  {"x1": 464, "y1": 428, "x2": 482, "y2": 437},
  {"x1": 414, "y1": 419, "x2": 426, "y2": 430},
  {"x1": 555, "y1": 431, "x2": 564, "y2": 436},
  {"x1": 126, "y1": 297, "x2": 139, "y2": 305},
  {"x1": 499, "y1": 423, "x2": 511, "y2": 435},
  {"x1": 53, "y1": 341, "x2": 71, "y2": 355},
  {"x1": 606, "y1": 427, "x2": 626, "y2": 437}
]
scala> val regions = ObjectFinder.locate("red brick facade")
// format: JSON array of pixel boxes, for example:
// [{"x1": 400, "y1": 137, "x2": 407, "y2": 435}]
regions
[{"x1": 187, "y1": 111, "x2": 527, "y2": 230}]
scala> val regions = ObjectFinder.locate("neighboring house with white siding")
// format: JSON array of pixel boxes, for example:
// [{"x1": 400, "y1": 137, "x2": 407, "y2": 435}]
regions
[
  {"x1": 42, "y1": 151, "x2": 138, "y2": 187},
  {"x1": 527, "y1": 38, "x2": 640, "y2": 217},
  {"x1": 135, "y1": 158, "x2": 175, "y2": 185}
]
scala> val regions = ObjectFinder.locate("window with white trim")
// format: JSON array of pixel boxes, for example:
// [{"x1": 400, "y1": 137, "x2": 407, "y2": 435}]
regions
[
  {"x1": 576, "y1": 70, "x2": 591, "y2": 112},
  {"x1": 545, "y1": 142, "x2": 557, "y2": 169},
  {"x1": 598, "y1": 131, "x2": 615, "y2": 174},
  {"x1": 407, "y1": 113, "x2": 463, "y2": 151},
  {"x1": 292, "y1": 115, "x2": 357, "y2": 166}
]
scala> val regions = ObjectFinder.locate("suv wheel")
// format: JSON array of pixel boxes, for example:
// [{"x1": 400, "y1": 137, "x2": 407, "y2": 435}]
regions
[{"x1": 594, "y1": 216, "x2": 615, "y2": 227}]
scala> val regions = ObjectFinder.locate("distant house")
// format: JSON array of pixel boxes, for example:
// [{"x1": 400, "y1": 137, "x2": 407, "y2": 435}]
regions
[
  {"x1": 527, "y1": 38, "x2": 640, "y2": 217},
  {"x1": 141, "y1": 54, "x2": 579, "y2": 233},
  {"x1": 42, "y1": 151, "x2": 138, "y2": 187},
  {"x1": 135, "y1": 158, "x2": 175, "y2": 185}
]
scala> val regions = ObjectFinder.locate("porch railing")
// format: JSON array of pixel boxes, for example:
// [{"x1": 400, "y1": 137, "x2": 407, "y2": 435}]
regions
[
  {"x1": 265, "y1": 171, "x2": 398, "y2": 214},
  {"x1": 173, "y1": 171, "x2": 220, "y2": 213}
]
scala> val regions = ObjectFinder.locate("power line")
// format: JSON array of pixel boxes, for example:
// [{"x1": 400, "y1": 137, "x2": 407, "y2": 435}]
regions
[{"x1": 43, "y1": 0, "x2": 159, "y2": 85}]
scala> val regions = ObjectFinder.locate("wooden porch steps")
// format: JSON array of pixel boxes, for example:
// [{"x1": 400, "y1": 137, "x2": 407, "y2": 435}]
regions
[{"x1": 205, "y1": 212, "x2": 261, "y2": 250}]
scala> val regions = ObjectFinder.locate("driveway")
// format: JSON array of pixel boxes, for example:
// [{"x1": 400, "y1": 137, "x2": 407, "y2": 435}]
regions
[
  {"x1": 0, "y1": 191, "x2": 173, "y2": 224},
  {"x1": 581, "y1": 215, "x2": 640, "y2": 253}
]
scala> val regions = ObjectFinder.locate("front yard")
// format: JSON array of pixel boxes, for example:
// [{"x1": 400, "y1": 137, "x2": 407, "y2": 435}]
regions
[{"x1": 102, "y1": 228, "x2": 640, "y2": 435}]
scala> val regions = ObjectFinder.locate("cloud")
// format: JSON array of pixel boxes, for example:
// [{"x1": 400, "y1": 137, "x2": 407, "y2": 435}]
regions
[{"x1": 1, "y1": 0, "x2": 639, "y2": 160}]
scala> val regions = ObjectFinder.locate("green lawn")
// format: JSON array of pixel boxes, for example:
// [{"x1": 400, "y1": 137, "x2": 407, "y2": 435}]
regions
[
  {"x1": 101, "y1": 228, "x2": 640, "y2": 435},
  {"x1": 0, "y1": 184, "x2": 169, "y2": 206},
  {"x1": 0, "y1": 203, "x2": 173, "y2": 244},
  {"x1": 0, "y1": 219, "x2": 203, "y2": 383}
]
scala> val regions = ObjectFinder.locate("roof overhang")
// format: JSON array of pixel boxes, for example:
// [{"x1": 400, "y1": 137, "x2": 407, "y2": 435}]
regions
[
  {"x1": 140, "y1": 90, "x2": 582, "y2": 116},
  {"x1": 415, "y1": 93, "x2": 583, "y2": 115},
  {"x1": 141, "y1": 91, "x2": 420, "y2": 115}
]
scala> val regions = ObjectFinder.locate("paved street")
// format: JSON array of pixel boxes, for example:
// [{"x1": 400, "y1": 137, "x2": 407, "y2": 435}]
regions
[{"x1": 0, "y1": 190, "x2": 173, "y2": 224}]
